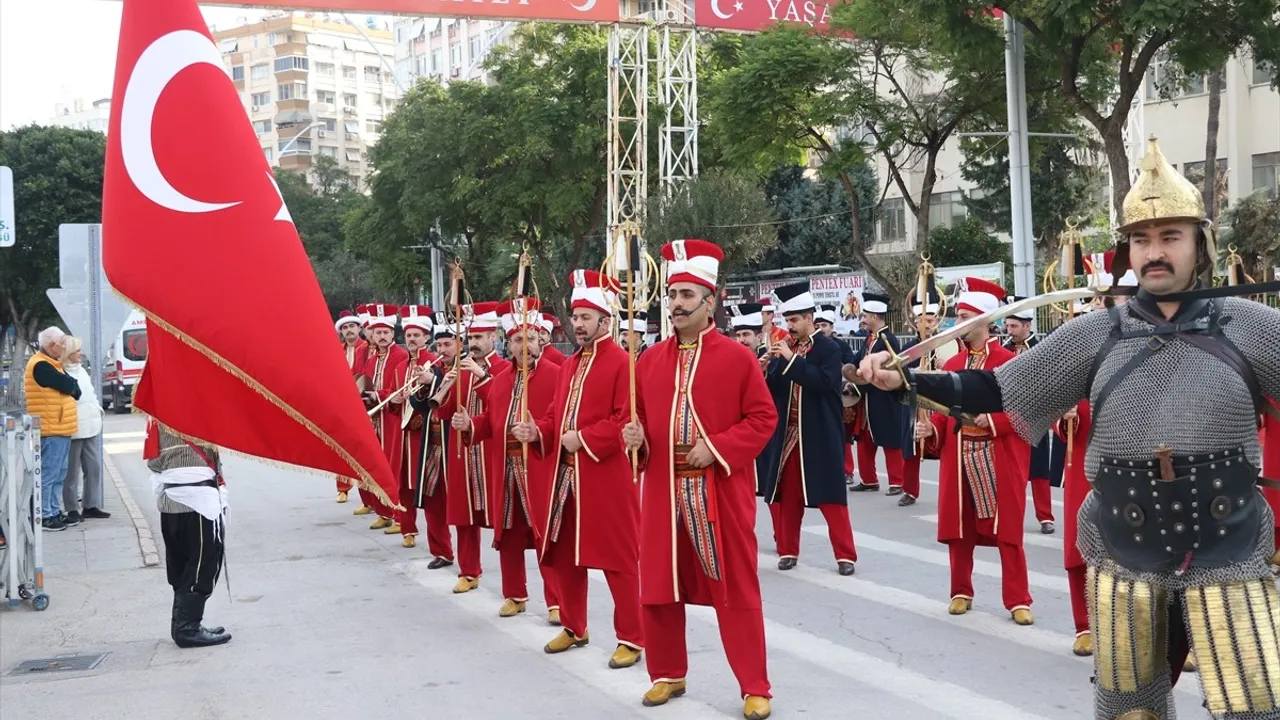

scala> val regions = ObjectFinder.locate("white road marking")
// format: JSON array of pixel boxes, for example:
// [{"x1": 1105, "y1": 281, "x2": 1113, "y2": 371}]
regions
[
  {"x1": 912, "y1": 513, "x2": 1064, "y2": 549},
  {"x1": 917, "y1": 478, "x2": 1065, "y2": 509},
  {"x1": 103, "y1": 431, "x2": 146, "y2": 439},
  {"x1": 104, "y1": 440, "x2": 144, "y2": 455}
]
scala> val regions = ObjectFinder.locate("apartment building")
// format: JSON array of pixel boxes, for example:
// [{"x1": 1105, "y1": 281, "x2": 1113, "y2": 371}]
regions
[
  {"x1": 867, "y1": 50, "x2": 1279, "y2": 256},
  {"x1": 48, "y1": 98, "x2": 111, "y2": 134},
  {"x1": 392, "y1": 17, "x2": 517, "y2": 89},
  {"x1": 214, "y1": 13, "x2": 400, "y2": 184}
]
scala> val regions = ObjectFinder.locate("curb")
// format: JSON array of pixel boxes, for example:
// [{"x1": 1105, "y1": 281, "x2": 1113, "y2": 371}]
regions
[{"x1": 104, "y1": 452, "x2": 160, "y2": 567}]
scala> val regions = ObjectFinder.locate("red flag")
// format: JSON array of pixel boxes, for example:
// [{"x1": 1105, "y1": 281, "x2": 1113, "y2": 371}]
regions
[{"x1": 102, "y1": 0, "x2": 397, "y2": 505}]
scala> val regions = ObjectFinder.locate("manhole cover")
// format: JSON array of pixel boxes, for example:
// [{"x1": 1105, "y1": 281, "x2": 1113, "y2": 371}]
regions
[{"x1": 8, "y1": 653, "x2": 107, "y2": 675}]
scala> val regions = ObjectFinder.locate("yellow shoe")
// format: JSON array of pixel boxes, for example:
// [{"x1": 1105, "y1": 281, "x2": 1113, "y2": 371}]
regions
[
  {"x1": 401, "y1": 535, "x2": 416, "y2": 549},
  {"x1": 370, "y1": 517, "x2": 393, "y2": 530},
  {"x1": 1012, "y1": 608, "x2": 1035, "y2": 626},
  {"x1": 382, "y1": 523, "x2": 402, "y2": 535},
  {"x1": 499, "y1": 599, "x2": 527, "y2": 617},
  {"x1": 947, "y1": 597, "x2": 972, "y2": 615},
  {"x1": 336, "y1": 491, "x2": 349, "y2": 503},
  {"x1": 353, "y1": 505, "x2": 373, "y2": 516},
  {"x1": 608, "y1": 644, "x2": 642, "y2": 669},
  {"x1": 544, "y1": 629, "x2": 589, "y2": 654},
  {"x1": 743, "y1": 695, "x2": 772, "y2": 720},
  {"x1": 452, "y1": 576, "x2": 479, "y2": 594},
  {"x1": 1183, "y1": 654, "x2": 1198, "y2": 673},
  {"x1": 548, "y1": 608, "x2": 561, "y2": 626},
  {"x1": 1072, "y1": 632, "x2": 1093, "y2": 657},
  {"x1": 641, "y1": 680, "x2": 687, "y2": 707}
]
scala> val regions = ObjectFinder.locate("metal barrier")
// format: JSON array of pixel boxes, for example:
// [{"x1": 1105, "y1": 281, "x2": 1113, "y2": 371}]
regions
[{"x1": 1, "y1": 413, "x2": 48, "y2": 610}]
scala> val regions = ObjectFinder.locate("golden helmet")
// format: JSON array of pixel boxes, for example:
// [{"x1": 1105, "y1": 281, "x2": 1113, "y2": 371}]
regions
[{"x1": 1117, "y1": 136, "x2": 1206, "y2": 234}]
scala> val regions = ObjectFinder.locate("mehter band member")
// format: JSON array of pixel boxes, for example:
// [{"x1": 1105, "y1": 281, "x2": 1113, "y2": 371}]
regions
[
  {"x1": 1002, "y1": 297, "x2": 1061, "y2": 534},
  {"x1": 731, "y1": 302, "x2": 781, "y2": 553},
  {"x1": 896, "y1": 288, "x2": 942, "y2": 507},
  {"x1": 357, "y1": 303, "x2": 410, "y2": 531},
  {"x1": 850, "y1": 292, "x2": 908, "y2": 494},
  {"x1": 390, "y1": 304, "x2": 439, "y2": 548},
  {"x1": 335, "y1": 307, "x2": 368, "y2": 503}
]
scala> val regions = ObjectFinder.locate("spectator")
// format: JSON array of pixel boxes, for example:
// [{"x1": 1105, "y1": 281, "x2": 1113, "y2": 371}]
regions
[
  {"x1": 61, "y1": 337, "x2": 111, "y2": 523},
  {"x1": 24, "y1": 327, "x2": 81, "y2": 531}
]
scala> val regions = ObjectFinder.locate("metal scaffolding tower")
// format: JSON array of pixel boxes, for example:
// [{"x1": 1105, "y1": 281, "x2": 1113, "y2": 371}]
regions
[
  {"x1": 607, "y1": 22, "x2": 649, "y2": 235},
  {"x1": 657, "y1": 0, "x2": 698, "y2": 192}
]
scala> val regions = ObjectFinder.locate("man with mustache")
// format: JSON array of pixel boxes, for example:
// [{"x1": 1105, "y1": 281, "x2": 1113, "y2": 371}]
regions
[
  {"x1": 355, "y1": 303, "x2": 410, "y2": 529},
  {"x1": 388, "y1": 305, "x2": 440, "y2": 548},
  {"x1": 405, "y1": 322, "x2": 461, "y2": 571},
  {"x1": 335, "y1": 308, "x2": 368, "y2": 504},
  {"x1": 859, "y1": 138, "x2": 1280, "y2": 720},
  {"x1": 510, "y1": 270, "x2": 644, "y2": 669},
  {"x1": 1002, "y1": 299, "x2": 1061, "y2": 534},
  {"x1": 623, "y1": 240, "x2": 776, "y2": 719},
  {"x1": 433, "y1": 301, "x2": 508, "y2": 594},
  {"x1": 849, "y1": 292, "x2": 908, "y2": 495},
  {"x1": 759, "y1": 282, "x2": 858, "y2": 576},
  {"x1": 730, "y1": 302, "x2": 783, "y2": 553}
]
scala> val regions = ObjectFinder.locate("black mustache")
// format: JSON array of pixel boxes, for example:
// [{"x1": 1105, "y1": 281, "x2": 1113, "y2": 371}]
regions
[
  {"x1": 673, "y1": 309, "x2": 694, "y2": 317},
  {"x1": 1141, "y1": 260, "x2": 1174, "y2": 276}
]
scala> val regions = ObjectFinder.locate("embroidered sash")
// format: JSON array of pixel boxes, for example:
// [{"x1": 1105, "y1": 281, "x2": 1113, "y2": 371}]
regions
[
  {"x1": 547, "y1": 353, "x2": 592, "y2": 542},
  {"x1": 465, "y1": 362, "x2": 489, "y2": 514},
  {"x1": 415, "y1": 424, "x2": 444, "y2": 505},
  {"x1": 674, "y1": 345, "x2": 721, "y2": 581},
  {"x1": 960, "y1": 349, "x2": 997, "y2": 519},
  {"x1": 502, "y1": 371, "x2": 531, "y2": 530}
]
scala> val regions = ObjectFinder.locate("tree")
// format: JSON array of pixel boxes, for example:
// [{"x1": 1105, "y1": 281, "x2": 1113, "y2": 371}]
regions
[
  {"x1": 925, "y1": 217, "x2": 1012, "y2": 274},
  {"x1": 914, "y1": 0, "x2": 1280, "y2": 218},
  {"x1": 758, "y1": 163, "x2": 877, "y2": 271},
  {"x1": 0, "y1": 125, "x2": 106, "y2": 345},
  {"x1": 1219, "y1": 190, "x2": 1280, "y2": 281}
]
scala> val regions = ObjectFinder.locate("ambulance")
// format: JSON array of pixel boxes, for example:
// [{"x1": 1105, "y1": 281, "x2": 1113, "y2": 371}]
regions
[{"x1": 102, "y1": 310, "x2": 148, "y2": 413}]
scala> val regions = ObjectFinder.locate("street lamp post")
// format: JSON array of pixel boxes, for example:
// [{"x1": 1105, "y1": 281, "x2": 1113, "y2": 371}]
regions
[{"x1": 273, "y1": 120, "x2": 326, "y2": 167}]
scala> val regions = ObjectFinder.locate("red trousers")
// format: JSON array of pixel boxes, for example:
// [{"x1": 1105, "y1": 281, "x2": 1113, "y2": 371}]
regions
[
  {"x1": 358, "y1": 486, "x2": 391, "y2": 518},
  {"x1": 843, "y1": 443, "x2": 854, "y2": 476},
  {"x1": 496, "y1": 510, "x2": 559, "y2": 608},
  {"x1": 774, "y1": 452, "x2": 857, "y2": 562},
  {"x1": 947, "y1": 493, "x2": 1032, "y2": 611},
  {"x1": 642, "y1": 520, "x2": 770, "y2": 698},
  {"x1": 901, "y1": 455, "x2": 921, "y2": 500},
  {"x1": 767, "y1": 503, "x2": 782, "y2": 553},
  {"x1": 336, "y1": 475, "x2": 353, "y2": 493},
  {"x1": 544, "y1": 497, "x2": 643, "y2": 648},
  {"x1": 400, "y1": 486, "x2": 454, "y2": 562},
  {"x1": 455, "y1": 524, "x2": 482, "y2": 579},
  {"x1": 856, "y1": 440, "x2": 904, "y2": 488},
  {"x1": 1066, "y1": 565, "x2": 1089, "y2": 635},
  {"x1": 1029, "y1": 477, "x2": 1055, "y2": 523}
]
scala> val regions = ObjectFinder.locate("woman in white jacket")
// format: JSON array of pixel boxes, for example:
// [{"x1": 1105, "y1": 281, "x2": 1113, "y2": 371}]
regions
[{"x1": 61, "y1": 337, "x2": 111, "y2": 522}]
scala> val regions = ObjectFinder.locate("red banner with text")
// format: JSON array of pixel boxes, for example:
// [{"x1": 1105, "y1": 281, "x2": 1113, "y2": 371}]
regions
[
  {"x1": 693, "y1": 0, "x2": 835, "y2": 33},
  {"x1": 206, "y1": 0, "x2": 618, "y2": 24}
]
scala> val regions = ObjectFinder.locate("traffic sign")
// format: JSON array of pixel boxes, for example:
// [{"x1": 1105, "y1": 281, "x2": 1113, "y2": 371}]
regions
[{"x1": 0, "y1": 166, "x2": 14, "y2": 248}]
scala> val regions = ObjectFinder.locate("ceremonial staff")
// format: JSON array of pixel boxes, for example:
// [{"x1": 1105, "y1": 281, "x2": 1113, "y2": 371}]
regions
[
  {"x1": 449, "y1": 258, "x2": 473, "y2": 458},
  {"x1": 1041, "y1": 218, "x2": 1090, "y2": 467},
  {"x1": 907, "y1": 253, "x2": 946, "y2": 456},
  {"x1": 511, "y1": 246, "x2": 540, "y2": 471},
  {"x1": 601, "y1": 222, "x2": 659, "y2": 483}
]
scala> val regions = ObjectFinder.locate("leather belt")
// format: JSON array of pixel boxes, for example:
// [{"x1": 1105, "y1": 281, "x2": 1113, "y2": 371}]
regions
[
  {"x1": 506, "y1": 438, "x2": 525, "y2": 457},
  {"x1": 674, "y1": 443, "x2": 704, "y2": 478},
  {"x1": 559, "y1": 450, "x2": 575, "y2": 466}
]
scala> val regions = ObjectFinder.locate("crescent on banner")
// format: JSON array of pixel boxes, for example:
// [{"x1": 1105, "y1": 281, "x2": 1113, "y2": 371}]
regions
[
  {"x1": 121, "y1": 29, "x2": 241, "y2": 214},
  {"x1": 710, "y1": 0, "x2": 735, "y2": 18},
  {"x1": 570, "y1": 0, "x2": 597, "y2": 11}
]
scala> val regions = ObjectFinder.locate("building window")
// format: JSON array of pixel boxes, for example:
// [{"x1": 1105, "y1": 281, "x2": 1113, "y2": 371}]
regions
[
  {"x1": 928, "y1": 191, "x2": 967, "y2": 230},
  {"x1": 1255, "y1": 60, "x2": 1275, "y2": 86},
  {"x1": 263, "y1": 147, "x2": 273, "y2": 162},
  {"x1": 279, "y1": 138, "x2": 312, "y2": 154},
  {"x1": 344, "y1": 121, "x2": 360, "y2": 135},
  {"x1": 366, "y1": 120, "x2": 382, "y2": 133},
  {"x1": 251, "y1": 63, "x2": 269, "y2": 80},
  {"x1": 1182, "y1": 159, "x2": 1230, "y2": 210},
  {"x1": 316, "y1": 89, "x2": 336, "y2": 104},
  {"x1": 364, "y1": 65, "x2": 381, "y2": 82},
  {"x1": 231, "y1": 65, "x2": 244, "y2": 81},
  {"x1": 346, "y1": 149, "x2": 363, "y2": 162},
  {"x1": 431, "y1": 49, "x2": 443, "y2": 74},
  {"x1": 342, "y1": 65, "x2": 357, "y2": 80},
  {"x1": 384, "y1": 98, "x2": 396, "y2": 110},
  {"x1": 252, "y1": 119, "x2": 272, "y2": 134},
  {"x1": 320, "y1": 117, "x2": 337, "y2": 132},
  {"x1": 251, "y1": 91, "x2": 271, "y2": 107},
  {"x1": 343, "y1": 93, "x2": 357, "y2": 107},
  {"x1": 1145, "y1": 53, "x2": 1220, "y2": 100},
  {"x1": 1254, "y1": 152, "x2": 1280, "y2": 198},
  {"x1": 267, "y1": 32, "x2": 279, "y2": 45},
  {"x1": 316, "y1": 62, "x2": 335, "y2": 77},
  {"x1": 366, "y1": 93, "x2": 381, "y2": 107},
  {"x1": 274, "y1": 56, "x2": 310, "y2": 72},
  {"x1": 878, "y1": 198, "x2": 907, "y2": 242},
  {"x1": 450, "y1": 43, "x2": 462, "y2": 68},
  {"x1": 470, "y1": 36, "x2": 483, "y2": 61},
  {"x1": 277, "y1": 82, "x2": 307, "y2": 101},
  {"x1": 320, "y1": 145, "x2": 338, "y2": 158}
]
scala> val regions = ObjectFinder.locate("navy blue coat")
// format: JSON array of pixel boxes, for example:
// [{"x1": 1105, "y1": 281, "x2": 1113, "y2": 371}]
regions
[
  {"x1": 758, "y1": 332, "x2": 847, "y2": 508},
  {"x1": 1003, "y1": 334, "x2": 1066, "y2": 485},
  {"x1": 852, "y1": 328, "x2": 909, "y2": 450}
]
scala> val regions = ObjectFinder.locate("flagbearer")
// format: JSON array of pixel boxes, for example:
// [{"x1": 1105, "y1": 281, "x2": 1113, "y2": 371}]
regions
[
  {"x1": 850, "y1": 293, "x2": 907, "y2": 494},
  {"x1": 454, "y1": 299, "x2": 562, "y2": 620},
  {"x1": 1002, "y1": 299, "x2": 1060, "y2": 534},
  {"x1": 335, "y1": 308, "x2": 368, "y2": 503},
  {"x1": 409, "y1": 324, "x2": 462, "y2": 571},
  {"x1": 433, "y1": 302, "x2": 508, "y2": 593},
  {"x1": 389, "y1": 305, "x2": 438, "y2": 547},
  {"x1": 915, "y1": 278, "x2": 1034, "y2": 625},
  {"x1": 625, "y1": 239, "x2": 776, "y2": 719},
  {"x1": 730, "y1": 303, "x2": 781, "y2": 552},
  {"x1": 357, "y1": 303, "x2": 410, "y2": 531},
  {"x1": 511, "y1": 270, "x2": 644, "y2": 669},
  {"x1": 760, "y1": 282, "x2": 857, "y2": 575}
]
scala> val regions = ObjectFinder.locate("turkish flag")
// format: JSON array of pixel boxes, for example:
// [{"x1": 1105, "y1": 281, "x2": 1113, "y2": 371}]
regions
[{"x1": 102, "y1": 0, "x2": 398, "y2": 505}]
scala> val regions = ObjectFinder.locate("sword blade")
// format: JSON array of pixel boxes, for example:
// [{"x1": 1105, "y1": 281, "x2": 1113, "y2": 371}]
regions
[{"x1": 897, "y1": 286, "x2": 1103, "y2": 365}]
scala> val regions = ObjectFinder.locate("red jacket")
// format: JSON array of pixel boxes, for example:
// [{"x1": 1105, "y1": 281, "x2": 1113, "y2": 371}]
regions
[
  {"x1": 435, "y1": 351, "x2": 509, "y2": 527},
  {"x1": 1055, "y1": 400, "x2": 1092, "y2": 569}
]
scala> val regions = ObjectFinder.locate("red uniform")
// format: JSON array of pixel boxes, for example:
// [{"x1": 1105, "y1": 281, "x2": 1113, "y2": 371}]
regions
[
  {"x1": 533, "y1": 334, "x2": 643, "y2": 650},
  {"x1": 360, "y1": 344, "x2": 410, "y2": 518},
  {"x1": 1260, "y1": 398, "x2": 1280, "y2": 554},
  {"x1": 393, "y1": 348, "x2": 443, "y2": 544},
  {"x1": 336, "y1": 339, "x2": 370, "y2": 494},
  {"x1": 634, "y1": 324, "x2": 778, "y2": 699},
  {"x1": 435, "y1": 350, "x2": 508, "y2": 579},
  {"x1": 924, "y1": 339, "x2": 1032, "y2": 612},
  {"x1": 467, "y1": 357, "x2": 561, "y2": 609},
  {"x1": 1056, "y1": 399, "x2": 1092, "y2": 636},
  {"x1": 541, "y1": 343, "x2": 568, "y2": 366}
]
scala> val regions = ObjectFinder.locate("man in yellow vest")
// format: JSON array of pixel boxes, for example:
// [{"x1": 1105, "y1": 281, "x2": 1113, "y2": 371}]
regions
[{"x1": 24, "y1": 327, "x2": 81, "y2": 531}]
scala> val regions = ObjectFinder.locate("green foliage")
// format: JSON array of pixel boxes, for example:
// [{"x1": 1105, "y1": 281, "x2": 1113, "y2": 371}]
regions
[
  {"x1": 643, "y1": 169, "x2": 778, "y2": 278},
  {"x1": 0, "y1": 125, "x2": 106, "y2": 343},
  {"x1": 925, "y1": 217, "x2": 1012, "y2": 282},
  {"x1": 758, "y1": 164, "x2": 877, "y2": 270},
  {"x1": 1219, "y1": 190, "x2": 1280, "y2": 280}
]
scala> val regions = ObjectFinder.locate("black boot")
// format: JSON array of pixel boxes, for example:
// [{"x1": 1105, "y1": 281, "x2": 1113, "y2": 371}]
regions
[
  {"x1": 171, "y1": 593, "x2": 231, "y2": 648},
  {"x1": 171, "y1": 594, "x2": 225, "y2": 636}
]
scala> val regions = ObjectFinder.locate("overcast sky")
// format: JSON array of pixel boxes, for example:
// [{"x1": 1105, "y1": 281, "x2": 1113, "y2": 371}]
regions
[{"x1": 0, "y1": 0, "x2": 393, "y2": 131}]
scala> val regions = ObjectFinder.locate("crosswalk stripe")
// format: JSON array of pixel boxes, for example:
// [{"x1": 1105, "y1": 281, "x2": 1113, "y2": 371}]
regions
[
  {"x1": 916, "y1": 478, "x2": 1065, "y2": 509},
  {"x1": 400, "y1": 558, "x2": 740, "y2": 720},
  {"x1": 912, "y1": 513, "x2": 1063, "y2": 549},
  {"x1": 802, "y1": 526, "x2": 1070, "y2": 593},
  {"x1": 103, "y1": 431, "x2": 146, "y2": 439},
  {"x1": 104, "y1": 440, "x2": 144, "y2": 455}
]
